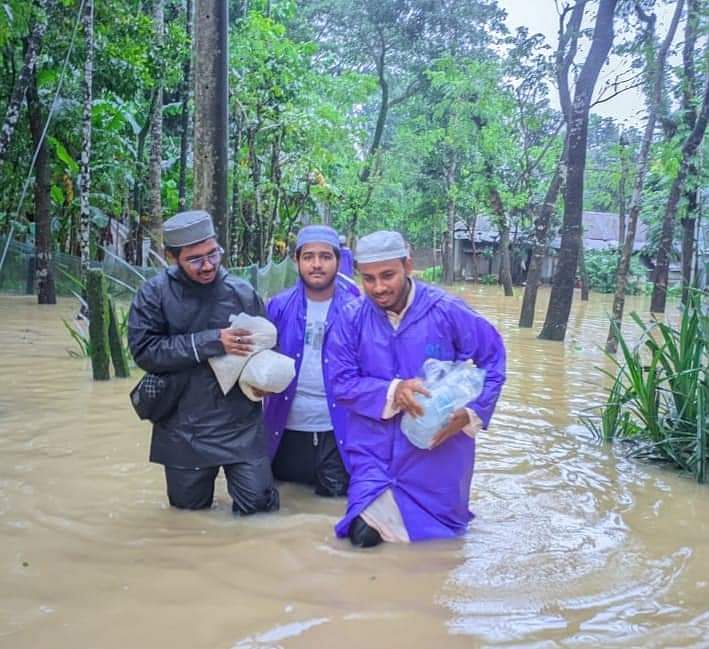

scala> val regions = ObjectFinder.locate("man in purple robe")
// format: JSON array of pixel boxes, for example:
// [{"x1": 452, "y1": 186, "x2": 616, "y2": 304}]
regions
[
  {"x1": 338, "y1": 234, "x2": 355, "y2": 278},
  {"x1": 264, "y1": 225, "x2": 359, "y2": 497},
  {"x1": 328, "y1": 230, "x2": 506, "y2": 546}
]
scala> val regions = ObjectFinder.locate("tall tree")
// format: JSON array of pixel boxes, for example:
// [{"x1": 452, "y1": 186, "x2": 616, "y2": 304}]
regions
[
  {"x1": 539, "y1": 0, "x2": 618, "y2": 342},
  {"x1": 79, "y1": 0, "x2": 94, "y2": 272},
  {"x1": 148, "y1": 0, "x2": 164, "y2": 255},
  {"x1": 177, "y1": 0, "x2": 193, "y2": 211},
  {"x1": 0, "y1": 0, "x2": 50, "y2": 166},
  {"x1": 302, "y1": 0, "x2": 504, "y2": 235},
  {"x1": 519, "y1": 0, "x2": 584, "y2": 329},
  {"x1": 679, "y1": 0, "x2": 700, "y2": 305},
  {"x1": 605, "y1": 0, "x2": 683, "y2": 351},
  {"x1": 650, "y1": 77, "x2": 709, "y2": 313},
  {"x1": 27, "y1": 66, "x2": 55, "y2": 303},
  {"x1": 194, "y1": 0, "x2": 229, "y2": 250},
  {"x1": 617, "y1": 132, "x2": 629, "y2": 247}
]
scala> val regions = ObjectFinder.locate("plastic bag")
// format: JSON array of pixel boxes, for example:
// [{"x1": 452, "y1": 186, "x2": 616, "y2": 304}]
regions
[
  {"x1": 239, "y1": 349, "x2": 295, "y2": 396},
  {"x1": 401, "y1": 359, "x2": 485, "y2": 450},
  {"x1": 208, "y1": 313, "x2": 278, "y2": 395}
]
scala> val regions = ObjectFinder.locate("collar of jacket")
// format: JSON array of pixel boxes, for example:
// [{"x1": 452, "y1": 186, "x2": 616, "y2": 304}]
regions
[
  {"x1": 293, "y1": 278, "x2": 345, "y2": 333},
  {"x1": 367, "y1": 279, "x2": 444, "y2": 336}
]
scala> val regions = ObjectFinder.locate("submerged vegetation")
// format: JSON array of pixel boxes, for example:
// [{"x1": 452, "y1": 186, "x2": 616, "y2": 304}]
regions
[{"x1": 583, "y1": 293, "x2": 708, "y2": 482}]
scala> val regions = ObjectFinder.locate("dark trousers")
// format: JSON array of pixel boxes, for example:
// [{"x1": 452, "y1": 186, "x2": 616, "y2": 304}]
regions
[
  {"x1": 165, "y1": 457, "x2": 279, "y2": 515},
  {"x1": 271, "y1": 429, "x2": 349, "y2": 497}
]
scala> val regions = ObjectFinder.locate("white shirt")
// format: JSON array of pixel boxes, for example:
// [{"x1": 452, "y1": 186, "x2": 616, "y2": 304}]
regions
[{"x1": 285, "y1": 298, "x2": 333, "y2": 432}]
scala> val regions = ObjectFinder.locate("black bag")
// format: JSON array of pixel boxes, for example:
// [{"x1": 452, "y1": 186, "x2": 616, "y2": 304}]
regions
[{"x1": 130, "y1": 371, "x2": 190, "y2": 423}]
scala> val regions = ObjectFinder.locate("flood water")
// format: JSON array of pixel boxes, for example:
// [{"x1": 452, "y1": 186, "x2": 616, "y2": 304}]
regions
[{"x1": 1, "y1": 287, "x2": 708, "y2": 649}]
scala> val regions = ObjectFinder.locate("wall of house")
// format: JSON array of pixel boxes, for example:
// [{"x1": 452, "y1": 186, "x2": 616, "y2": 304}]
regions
[{"x1": 410, "y1": 247, "x2": 437, "y2": 270}]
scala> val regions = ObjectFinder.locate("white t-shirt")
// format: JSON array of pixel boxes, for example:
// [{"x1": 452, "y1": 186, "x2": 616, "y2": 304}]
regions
[{"x1": 285, "y1": 298, "x2": 333, "y2": 432}]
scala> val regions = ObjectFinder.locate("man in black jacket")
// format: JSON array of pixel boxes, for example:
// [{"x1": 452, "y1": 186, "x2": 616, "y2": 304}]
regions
[{"x1": 128, "y1": 210, "x2": 279, "y2": 515}]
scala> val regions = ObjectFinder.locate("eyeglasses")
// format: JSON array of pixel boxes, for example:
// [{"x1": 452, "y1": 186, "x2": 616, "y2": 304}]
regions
[{"x1": 185, "y1": 246, "x2": 224, "y2": 270}]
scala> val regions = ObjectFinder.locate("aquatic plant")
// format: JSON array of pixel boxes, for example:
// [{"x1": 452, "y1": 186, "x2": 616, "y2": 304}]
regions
[{"x1": 583, "y1": 291, "x2": 708, "y2": 482}]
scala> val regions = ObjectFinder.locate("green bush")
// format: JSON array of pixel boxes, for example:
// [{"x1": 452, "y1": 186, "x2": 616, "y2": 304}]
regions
[
  {"x1": 421, "y1": 265, "x2": 442, "y2": 282},
  {"x1": 584, "y1": 248, "x2": 647, "y2": 294},
  {"x1": 479, "y1": 273, "x2": 498, "y2": 285},
  {"x1": 582, "y1": 292, "x2": 708, "y2": 482}
]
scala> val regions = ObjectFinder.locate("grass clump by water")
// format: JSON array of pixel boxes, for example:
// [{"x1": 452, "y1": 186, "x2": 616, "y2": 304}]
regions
[{"x1": 582, "y1": 292, "x2": 708, "y2": 483}]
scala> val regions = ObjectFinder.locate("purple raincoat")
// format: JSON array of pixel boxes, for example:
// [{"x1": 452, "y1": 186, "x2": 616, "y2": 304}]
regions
[
  {"x1": 263, "y1": 279, "x2": 360, "y2": 467},
  {"x1": 328, "y1": 281, "x2": 506, "y2": 542},
  {"x1": 339, "y1": 247, "x2": 355, "y2": 277}
]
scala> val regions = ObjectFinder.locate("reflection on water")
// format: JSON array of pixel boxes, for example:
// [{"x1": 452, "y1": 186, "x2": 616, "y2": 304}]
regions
[{"x1": 1, "y1": 289, "x2": 707, "y2": 649}]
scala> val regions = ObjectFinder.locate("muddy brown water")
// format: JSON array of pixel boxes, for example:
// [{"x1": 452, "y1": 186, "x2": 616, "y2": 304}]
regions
[{"x1": 1, "y1": 288, "x2": 707, "y2": 649}]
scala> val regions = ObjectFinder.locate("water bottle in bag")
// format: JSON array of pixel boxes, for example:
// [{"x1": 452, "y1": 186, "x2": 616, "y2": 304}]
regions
[{"x1": 401, "y1": 360, "x2": 485, "y2": 449}]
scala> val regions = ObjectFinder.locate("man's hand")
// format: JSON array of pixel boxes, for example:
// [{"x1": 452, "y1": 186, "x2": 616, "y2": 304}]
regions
[
  {"x1": 430, "y1": 408, "x2": 470, "y2": 449},
  {"x1": 219, "y1": 328, "x2": 254, "y2": 356},
  {"x1": 393, "y1": 379, "x2": 430, "y2": 417}
]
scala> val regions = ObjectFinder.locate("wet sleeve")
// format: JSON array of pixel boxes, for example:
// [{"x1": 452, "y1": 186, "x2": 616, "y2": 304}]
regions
[
  {"x1": 450, "y1": 303, "x2": 506, "y2": 428},
  {"x1": 127, "y1": 282, "x2": 224, "y2": 374},
  {"x1": 328, "y1": 308, "x2": 391, "y2": 420}
]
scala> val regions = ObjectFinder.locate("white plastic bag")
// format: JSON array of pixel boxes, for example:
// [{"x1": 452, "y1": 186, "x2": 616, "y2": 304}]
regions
[
  {"x1": 239, "y1": 349, "x2": 295, "y2": 398},
  {"x1": 401, "y1": 359, "x2": 485, "y2": 449},
  {"x1": 208, "y1": 313, "x2": 278, "y2": 395}
]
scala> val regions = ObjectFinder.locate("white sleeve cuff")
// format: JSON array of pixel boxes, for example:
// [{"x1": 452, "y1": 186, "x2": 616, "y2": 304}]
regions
[
  {"x1": 462, "y1": 408, "x2": 483, "y2": 437},
  {"x1": 382, "y1": 379, "x2": 403, "y2": 419}
]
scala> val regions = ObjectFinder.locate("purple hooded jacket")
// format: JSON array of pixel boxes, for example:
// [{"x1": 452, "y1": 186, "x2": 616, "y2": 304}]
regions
[
  {"x1": 263, "y1": 279, "x2": 360, "y2": 466},
  {"x1": 339, "y1": 247, "x2": 355, "y2": 277},
  {"x1": 327, "y1": 281, "x2": 506, "y2": 542}
]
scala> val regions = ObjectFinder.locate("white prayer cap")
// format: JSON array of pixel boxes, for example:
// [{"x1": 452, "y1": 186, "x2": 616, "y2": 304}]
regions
[
  {"x1": 355, "y1": 230, "x2": 408, "y2": 264},
  {"x1": 163, "y1": 210, "x2": 215, "y2": 247}
]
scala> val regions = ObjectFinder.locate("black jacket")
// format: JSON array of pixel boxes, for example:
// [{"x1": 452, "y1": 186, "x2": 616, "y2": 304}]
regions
[{"x1": 128, "y1": 265, "x2": 267, "y2": 468}]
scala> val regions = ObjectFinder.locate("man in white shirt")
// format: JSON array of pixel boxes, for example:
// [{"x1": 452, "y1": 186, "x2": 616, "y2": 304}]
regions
[{"x1": 264, "y1": 225, "x2": 359, "y2": 496}]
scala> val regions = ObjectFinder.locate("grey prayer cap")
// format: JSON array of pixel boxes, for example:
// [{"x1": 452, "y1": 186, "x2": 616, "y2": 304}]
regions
[
  {"x1": 355, "y1": 230, "x2": 408, "y2": 264},
  {"x1": 163, "y1": 210, "x2": 216, "y2": 247}
]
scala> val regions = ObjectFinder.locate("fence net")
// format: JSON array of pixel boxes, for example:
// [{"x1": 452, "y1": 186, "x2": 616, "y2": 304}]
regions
[{"x1": 0, "y1": 237, "x2": 298, "y2": 300}]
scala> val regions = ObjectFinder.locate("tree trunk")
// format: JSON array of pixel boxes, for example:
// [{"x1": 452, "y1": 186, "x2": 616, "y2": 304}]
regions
[
  {"x1": 651, "y1": 77, "x2": 709, "y2": 313},
  {"x1": 0, "y1": 0, "x2": 50, "y2": 166},
  {"x1": 539, "y1": 0, "x2": 617, "y2": 341},
  {"x1": 617, "y1": 133, "x2": 628, "y2": 248},
  {"x1": 469, "y1": 215, "x2": 479, "y2": 283},
  {"x1": 442, "y1": 156, "x2": 456, "y2": 284},
  {"x1": 229, "y1": 112, "x2": 243, "y2": 265},
  {"x1": 130, "y1": 90, "x2": 157, "y2": 266},
  {"x1": 247, "y1": 124, "x2": 264, "y2": 264},
  {"x1": 680, "y1": 0, "x2": 699, "y2": 306},
  {"x1": 27, "y1": 66, "x2": 55, "y2": 304},
  {"x1": 680, "y1": 187, "x2": 698, "y2": 305},
  {"x1": 498, "y1": 221, "x2": 513, "y2": 296},
  {"x1": 148, "y1": 0, "x2": 164, "y2": 256},
  {"x1": 605, "y1": 0, "x2": 683, "y2": 352},
  {"x1": 519, "y1": 155, "x2": 564, "y2": 327},
  {"x1": 193, "y1": 0, "x2": 229, "y2": 252},
  {"x1": 487, "y1": 184, "x2": 513, "y2": 297},
  {"x1": 350, "y1": 43, "x2": 388, "y2": 235},
  {"x1": 86, "y1": 268, "x2": 111, "y2": 381},
  {"x1": 178, "y1": 0, "x2": 192, "y2": 210},
  {"x1": 578, "y1": 242, "x2": 589, "y2": 300},
  {"x1": 78, "y1": 0, "x2": 94, "y2": 273}
]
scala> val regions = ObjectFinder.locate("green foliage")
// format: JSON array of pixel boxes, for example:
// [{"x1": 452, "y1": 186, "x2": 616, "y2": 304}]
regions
[
  {"x1": 62, "y1": 316, "x2": 91, "y2": 358},
  {"x1": 479, "y1": 274, "x2": 498, "y2": 285},
  {"x1": 583, "y1": 294, "x2": 709, "y2": 482},
  {"x1": 420, "y1": 265, "x2": 442, "y2": 282},
  {"x1": 584, "y1": 249, "x2": 647, "y2": 294}
]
